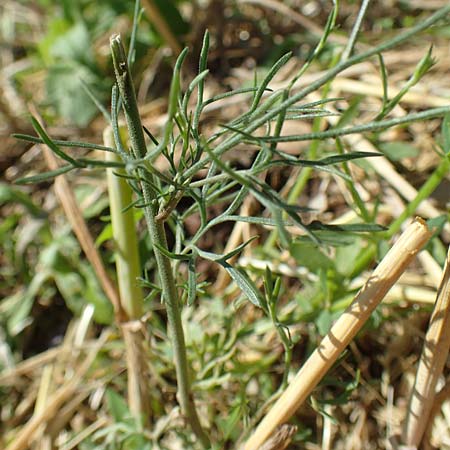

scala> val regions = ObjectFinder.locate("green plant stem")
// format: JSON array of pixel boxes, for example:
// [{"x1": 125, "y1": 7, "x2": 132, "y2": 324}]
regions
[
  {"x1": 341, "y1": 0, "x2": 371, "y2": 62},
  {"x1": 385, "y1": 155, "x2": 450, "y2": 238},
  {"x1": 264, "y1": 51, "x2": 340, "y2": 251},
  {"x1": 110, "y1": 34, "x2": 209, "y2": 448},
  {"x1": 350, "y1": 155, "x2": 449, "y2": 277}
]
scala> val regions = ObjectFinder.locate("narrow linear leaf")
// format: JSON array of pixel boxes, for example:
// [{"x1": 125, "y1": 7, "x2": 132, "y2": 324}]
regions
[
  {"x1": 13, "y1": 134, "x2": 116, "y2": 152},
  {"x1": 269, "y1": 151, "x2": 382, "y2": 167},
  {"x1": 203, "y1": 87, "x2": 261, "y2": 107},
  {"x1": 442, "y1": 113, "x2": 450, "y2": 154},
  {"x1": 221, "y1": 236, "x2": 258, "y2": 261},
  {"x1": 217, "y1": 215, "x2": 294, "y2": 227},
  {"x1": 15, "y1": 165, "x2": 74, "y2": 184},
  {"x1": 308, "y1": 221, "x2": 386, "y2": 232},
  {"x1": 250, "y1": 52, "x2": 292, "y2": 112},
  {"x1": 77, "y1": 158, "x2": 126, "y2": 168},
  {"x1": 143, "y1": 125, "x2": 159, "y2": 146},
  {"x1": 259, "y1": 107, "x2": 450, "y2": 143},
  {"x1": 30, "y1": 116, "x2": 83, "y2": 167},
  {"x1": 153, "y1": 242, "x2": 191, "y2": 261},
  {"x1": 187, "y1": 256, "x2": 197, "y2": 306},
  {"x1": 80, "y1": 77, "x2": 111, "y2": 122}
]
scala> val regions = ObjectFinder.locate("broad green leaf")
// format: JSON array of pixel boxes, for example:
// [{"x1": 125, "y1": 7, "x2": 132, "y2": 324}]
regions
[
  {"x1": 37, "y1": 18, "x2": 71, "y2": 64},
  {"x1": 335, "y1": 237, "x2": 365, "y2": 277},
  {"x1": 46, "y1": 63, "x2": 105, "y2": 126},
  {"x1": 290, "y1": 241, "x2": 333, "y2": 273},
  {"x1": 105, "y1": 389, "x2": 131, "y2": 423},
  {"x1": 221, "y1": 263, "x2": 264, "y2": 309},
  {"x1": 316, "y1": 309, "x2": 333, "y2": 335},
  {"x1": 49, "y1": 21, "x2": 94, "y2": 65},
  {"x1": 379, "y1": 142, "x2": 419, "y2": 160}
]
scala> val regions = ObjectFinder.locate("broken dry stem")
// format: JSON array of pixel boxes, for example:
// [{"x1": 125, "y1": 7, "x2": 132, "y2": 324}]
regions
[
  {"x1": 104, "y1": 126, "x2": 151, "y2": 421},
  {"x1": 402, "y1": 244, "x2": 450, "y2": 447},
  {"x1": 244, "y1": 218, "x2": 432, "y2": 450}
]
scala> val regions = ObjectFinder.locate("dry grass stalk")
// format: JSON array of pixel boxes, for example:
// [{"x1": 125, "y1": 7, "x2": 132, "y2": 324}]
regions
[
  {"x1": 27, "y1": 107, "x2": 123, "y2": 320},
  {"x1": 402, "y1": 244, "x2": 450, "y2": 447},
  {"x1": 0, "y1": 346, "x2": 64, "y2": 385},
  {"x1": 244, "y1": 218, "x2": 432, "y2": 450},
  {"x1": 422, "y1": 377, "x2": 450, "y2": 447},
  {"x1": 58, "y1": 416, "x2": 109, "y2": 450},
  {"x1": 257, "y1": 424, "x2": 297, "y2": 450},
  {"x1": 121, "y1": 321, "x2": 152, "y2": 420},
  {"x1": 5, "y1": 331, "x2": 109, "y2": 450}
]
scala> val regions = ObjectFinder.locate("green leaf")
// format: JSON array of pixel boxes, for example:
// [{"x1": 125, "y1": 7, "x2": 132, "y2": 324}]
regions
[
  {"x1": 308, "y1": 221, "x2": 386, "y2": 232},
  {"x1": 187, "y1": 256, "x2": 197, "y2": 306},
  {"x1": 46, "y1": 63, "x2": 105, "y2": 126},
  {"x1": 15, "y1": 165, "x2": 74, "y2": 185},
  {"x1": 220, "y1": 403, "x2": 242, "y2": 440},
  {"x1": 105, "y1": 389, "x2": 131, "y2": 423},
  {"x1": 221, "y1": 236, "x2": 258, "y2": 261},
  {"x1": 49, "y1": 21, "x2": 94, "y2": 65},
  {"x1": 316, "y1": 309, "x2": 333, "y2": 335},
  {"x1": 13, "y1": 134, "x2": 115, "y2": 152},
  {"x1": 203, "y1": 87, "x2": 260, "y2": 107},
  {"x1": 290, "y1": 241, "x2": 334, "y2": 273},
  {"x1": 379, "y1": 142, "x2": 419, "y2": 160},
  {"x1": 249, "y1": 52, "x2": 292, "y2": 113},
  {"x1": 335, "y1": 237, "x2": 365, "y2": 277},
  {"x1": 427, "y1": 214, "x2": 448, "y2": 232},
  {"x1": 153, "y1": 243, "x2": 191, "y2": 260},
  {"x1": 37, "y1": 18, "x2": 71, "y2": 64},
  {"x1": 31, "y1": 116, "x2": 82, "y2": 167},
  {"x1": 4, "y1": 271, "x2": 51, "y2": 336},
  {"x1": 0, "y1": 182, "x2": 46, "y2": 217},
  {"x1": 442, "y1": 113, "x2": 450, "y2": 154},
  {"x1": 221, "y1": 263, "x2": 264, "y2": 309}
]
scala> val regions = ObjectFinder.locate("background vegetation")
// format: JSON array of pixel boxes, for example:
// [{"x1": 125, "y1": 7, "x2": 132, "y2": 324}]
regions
[{"x1": 1, "y1": 1, "x2": 450, "y2": 449}]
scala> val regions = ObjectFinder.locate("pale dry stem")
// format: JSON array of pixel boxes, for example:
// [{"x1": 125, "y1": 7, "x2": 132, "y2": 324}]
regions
[
  {"x1": 244, "y1": 218, "x2": 432, "y2": 450},
  {"x1": 402, "y1": 244, "x2": 450, "y2": 447}
]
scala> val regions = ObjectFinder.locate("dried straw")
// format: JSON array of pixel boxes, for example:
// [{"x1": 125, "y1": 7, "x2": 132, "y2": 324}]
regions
[{"x1": 244, "y1": 218, "x2": 432, "y2": 450}]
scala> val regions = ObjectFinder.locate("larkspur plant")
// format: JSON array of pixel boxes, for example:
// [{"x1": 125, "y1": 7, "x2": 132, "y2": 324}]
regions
[{"x1": 13, "y1": 2, "x2": 450, "y2": 448}]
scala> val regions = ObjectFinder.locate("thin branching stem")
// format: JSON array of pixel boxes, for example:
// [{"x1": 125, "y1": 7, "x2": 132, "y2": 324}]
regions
[{"x1": 182, "y1": 5, "x2": 450, "y2": 181}]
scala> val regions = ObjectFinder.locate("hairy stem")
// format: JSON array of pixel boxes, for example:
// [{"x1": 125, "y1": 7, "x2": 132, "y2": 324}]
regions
[{"x1": 110, "y1": 34, "x2": 209, "y2": 448}]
